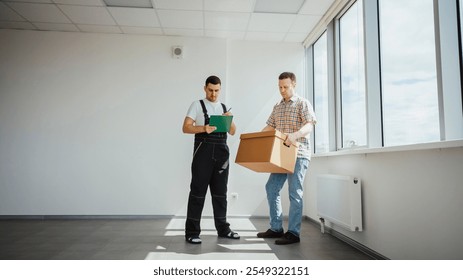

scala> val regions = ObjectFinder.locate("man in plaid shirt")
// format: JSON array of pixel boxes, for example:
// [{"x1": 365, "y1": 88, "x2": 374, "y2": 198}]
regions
[{"x1": 257, "y1": 72, "x2": 317, "y2": 245}]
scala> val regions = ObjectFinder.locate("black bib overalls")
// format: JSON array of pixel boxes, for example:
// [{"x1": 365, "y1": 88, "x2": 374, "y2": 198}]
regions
[{"x1": 185, "y1": 100, "x2": 231, "y2": 238}]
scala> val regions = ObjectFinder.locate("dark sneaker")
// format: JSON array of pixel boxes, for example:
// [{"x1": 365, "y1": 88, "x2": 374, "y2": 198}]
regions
[
  {"x1": 275, "y1": 232, "x2": 300, "y2": 245},
  {"x1": 257, "y1": 229, "x2": 284, "y2": 238},
  {"x1": 186, "y1": 236, "x2": 202, "y2": 244}
]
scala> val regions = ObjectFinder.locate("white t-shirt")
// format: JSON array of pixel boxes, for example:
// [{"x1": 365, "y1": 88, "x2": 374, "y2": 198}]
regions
[{"x1": 186, "y1": 99, "x2": 229, "y2": 126}]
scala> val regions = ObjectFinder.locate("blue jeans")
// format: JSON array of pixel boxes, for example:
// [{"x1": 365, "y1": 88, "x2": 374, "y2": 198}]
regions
[{"x1": 265, "y1": 157, "x2": 310, "y2": 237}]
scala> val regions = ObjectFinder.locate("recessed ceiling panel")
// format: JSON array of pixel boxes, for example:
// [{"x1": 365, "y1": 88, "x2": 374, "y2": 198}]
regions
[{"x1": 7, "y1": 2, "x2": 71, "y2": 23}]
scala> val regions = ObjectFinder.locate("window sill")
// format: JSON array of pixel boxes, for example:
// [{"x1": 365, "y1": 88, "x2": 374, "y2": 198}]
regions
[{"x1": 312, "y1": 139, "x2": 463, "y2": 158}]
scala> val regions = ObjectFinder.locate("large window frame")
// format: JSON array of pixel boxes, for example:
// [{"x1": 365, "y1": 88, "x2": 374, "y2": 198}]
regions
[{"x1": 305, "y1": 0, "x2": 463, "y2": 155}]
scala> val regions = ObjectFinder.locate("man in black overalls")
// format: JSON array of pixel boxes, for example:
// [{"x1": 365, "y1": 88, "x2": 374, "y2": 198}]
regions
[{"x1": 182, "y1": 75, "x2": 240, "y2": 244}]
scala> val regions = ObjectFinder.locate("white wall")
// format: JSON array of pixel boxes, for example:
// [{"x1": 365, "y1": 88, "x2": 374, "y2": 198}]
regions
[
  {"x1": 0, "y1": 29, "x2": 228, "y2": 215},
  {"x1": 306, "y1": 146, "x2": 463, "y2": 259},
  {"x1": 0, "y1": 29, "x2": 305, "y2": 217}
]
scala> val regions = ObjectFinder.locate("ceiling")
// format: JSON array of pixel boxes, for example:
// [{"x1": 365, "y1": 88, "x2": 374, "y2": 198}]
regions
[{"x1": 0, "y1": 0, "x2": 335, "y2": 43}]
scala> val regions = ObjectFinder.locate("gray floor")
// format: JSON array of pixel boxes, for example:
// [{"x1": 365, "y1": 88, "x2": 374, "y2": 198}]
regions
[{"x1": 0, "y1": 217, "x2": 373, "y2": 260}]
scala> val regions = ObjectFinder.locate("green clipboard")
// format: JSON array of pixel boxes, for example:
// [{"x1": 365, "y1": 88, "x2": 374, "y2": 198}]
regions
[{"x1": 209, "y1": 115, "x2": 233, "y2": 133}]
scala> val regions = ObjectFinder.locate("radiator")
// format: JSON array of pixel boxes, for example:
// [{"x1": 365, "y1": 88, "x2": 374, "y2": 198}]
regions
[{"x1": 316, "y1": 174, "x2": 363, "y2": 233}]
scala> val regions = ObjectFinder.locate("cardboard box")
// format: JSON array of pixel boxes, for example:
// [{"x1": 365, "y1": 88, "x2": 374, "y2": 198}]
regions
[{"x1": 235, "y1": 130, "x2": 298, "y2": 173}]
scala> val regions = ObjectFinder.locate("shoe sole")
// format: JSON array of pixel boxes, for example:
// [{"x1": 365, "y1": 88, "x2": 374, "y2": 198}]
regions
[
  {"x1": 186, "y1": 237, "x2": 202, "y2": 244},
  {"x1": 257, "y1": 233, "x2": 284, "y2": 238},
  {"x1": 275, "y1": 240, "x2": 300, "y2": 245}
]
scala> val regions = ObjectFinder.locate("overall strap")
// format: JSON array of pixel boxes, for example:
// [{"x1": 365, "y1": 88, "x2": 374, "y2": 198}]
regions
[
  {"x1": 199, "y1": 99, "x2": 209, "y2": 125},
  {"x1": 195, "y1": 100, "x2": 227, "y2": 141}
]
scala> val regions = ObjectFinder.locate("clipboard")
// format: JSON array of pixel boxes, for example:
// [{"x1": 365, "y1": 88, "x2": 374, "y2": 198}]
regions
[{"x1": 209, "y1": 115, "x2": 233, "y2": 133}]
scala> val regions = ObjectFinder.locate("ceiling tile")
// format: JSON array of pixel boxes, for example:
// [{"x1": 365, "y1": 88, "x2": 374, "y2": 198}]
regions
[
  {"x1": 108, "y1": 7, "x2": 160, "y2": 27},
  {"x1": 299, "y1": 0, "x2": 335, "y2": 15},
  {"x1": 5, "y1": 0, "x2": 53, "y2": 3},
  {"x1": 153, "y1": 0, "x2": 203, "y2": 11},
  {"x1": 204, "y1": 11, "x2": 249, "y2": 31},
  {"x1": 7, "y1": 2, "x2": 71, "y2": 23},
  {"x1": 254, "y1": 0, "x2": 305, "y2": 14},
  {"x1": 157, "y1": 10, "x2": 203, "y2": 29},
  {"x1": 77, "y1": 24, "x2": 121, "y2": 33},
  {"x1": 245, "y1": 31, "x2": 286, "y2": 42},
  {"x1": 102, "y1": 0, "x2": 152, "y2": 8},
  {"x1": 289, "y1": 14, "x2": 320, "y2": 33},
  {"x1": 120, "y1": 26, "x2": 163, "y2": 35},
  {"x1": 248, "y1": 13, "x2": 295, "y2": 33},
  {"x1": 163, "y1": 28, "x2": 204, "y2": 37},
  {"x1": 0, "y1": 21, "x2": 37, "y2": 29},
  {"x1": 0, "y1": 2, "x2": 26, "y2": 21},
  {"x1": 205, "y1": 29, "x2": 245, "y2": 40},
  {"x1": 34, "y1": 22, "x2": 79, "y2": 31},
  {"x1": 59, "y1": 5, "x2": 116, "y2": 25},
  {"x1": 204, "y1": 0, "x2": 254, "y2": 13},
  {"x1": 53, "y1": 0, "x2": 105, "y2": 6}
]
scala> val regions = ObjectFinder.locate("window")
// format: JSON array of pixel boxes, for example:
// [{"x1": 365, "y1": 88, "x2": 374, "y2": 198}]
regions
[
  {"x1": 339, "y1": 0, "x2": 366, "y2": 148},
  {"x1": 309, "y1": 0, "x2": 462, "y2": 154},
  {"x1": 313, "y1": 32, "x2": 330, "y2": 153},
  {"x1": 378, "y1": 0, "x2": 440, "y2": 146}
]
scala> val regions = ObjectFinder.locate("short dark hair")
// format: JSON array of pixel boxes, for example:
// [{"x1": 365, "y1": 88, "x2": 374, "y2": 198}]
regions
[
  {"x1": 279, "y1": 72, "x2": 296, "y2": 83},
  {"x1": 205, "y1": 75, "x2": 221, "y2": 86}
]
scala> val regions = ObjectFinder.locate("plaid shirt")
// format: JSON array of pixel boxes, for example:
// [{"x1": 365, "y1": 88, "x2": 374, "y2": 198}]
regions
[{"x1": 266, "y1": 94, "x2": 317, "y2": 159}]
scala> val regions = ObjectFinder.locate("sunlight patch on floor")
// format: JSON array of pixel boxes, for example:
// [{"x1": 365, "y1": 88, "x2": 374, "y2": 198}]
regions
[
  {"x1": 218, "y1": 243, "x2": 271, "y2": 251},
  {"x1": 144, "y1": 252, "x2": 277, "y2": 260}
]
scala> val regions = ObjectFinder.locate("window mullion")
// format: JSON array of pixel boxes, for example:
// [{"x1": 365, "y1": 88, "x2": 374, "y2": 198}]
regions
[
  {"x1": 363, "y1": 0, "x2": 383, "y2": 148},
  {"x1": 434, "y1": 0, "x2": 463, "y2": 140},
  {"x1": 334, "y1": 17, "x2": 343, "y2": 151},
  {"x1": 326, "y1": 22, "x2": 337, "y2": 152}
]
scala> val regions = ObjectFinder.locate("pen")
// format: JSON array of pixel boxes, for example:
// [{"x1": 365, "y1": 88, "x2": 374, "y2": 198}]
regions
[{"x1": 227, "y1": 107, "x2": 232, "y2": 112}]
